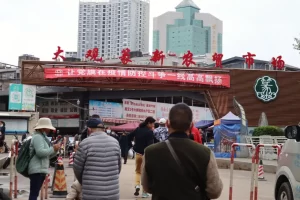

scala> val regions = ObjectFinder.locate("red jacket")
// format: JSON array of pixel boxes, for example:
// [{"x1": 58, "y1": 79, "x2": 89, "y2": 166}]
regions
[{"x1": 191, "y1": 127, "x2": 202, "y2": 144}]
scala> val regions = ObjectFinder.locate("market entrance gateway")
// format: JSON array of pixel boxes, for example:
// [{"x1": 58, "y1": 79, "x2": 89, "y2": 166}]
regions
[{"x1": 21, "y1": 60, "x2": 300, "y2": 126}]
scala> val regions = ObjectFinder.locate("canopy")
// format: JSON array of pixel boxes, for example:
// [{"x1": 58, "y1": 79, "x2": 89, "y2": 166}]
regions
[
  {"x1": 195, "y1": 120, "x2": 214, "y2": 129},
  {"x1": 110, "y1": 123, "x2": 139, "y2": 132},
  {"x1": 220, "y1": 111, "x2": 241, "y2": 124}
]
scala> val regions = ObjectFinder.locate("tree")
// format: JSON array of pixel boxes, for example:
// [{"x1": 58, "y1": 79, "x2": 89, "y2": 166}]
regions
[
  {"x1": 252, "y1": 126, "x2": 284, "y2": 137},
  {"x1": 293, "y1": 37, "x2": 300, "y2": 52}
]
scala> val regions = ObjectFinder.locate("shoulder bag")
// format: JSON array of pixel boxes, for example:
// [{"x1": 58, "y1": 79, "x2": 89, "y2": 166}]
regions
[{"x1": 165, "y1": 140, "x2": 210, "y2": 200}]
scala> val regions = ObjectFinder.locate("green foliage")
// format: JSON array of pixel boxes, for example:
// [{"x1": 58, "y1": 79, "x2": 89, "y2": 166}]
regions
[
  {"x1": 252, "y1": 126, "x2": 284, "y2": 136},
  {"x1": 293, "y1": 37, "x2": 300, "y2": 52}
]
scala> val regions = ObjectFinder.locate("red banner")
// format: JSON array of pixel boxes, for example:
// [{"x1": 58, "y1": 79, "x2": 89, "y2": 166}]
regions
[{"x1": 44, "y1": 68, "x2": 230, "y2": 87}]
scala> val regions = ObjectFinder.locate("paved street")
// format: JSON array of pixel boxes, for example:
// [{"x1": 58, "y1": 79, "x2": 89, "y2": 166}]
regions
[{"x1": 0, "y1": 158, "x2": 275, "y2": 200}]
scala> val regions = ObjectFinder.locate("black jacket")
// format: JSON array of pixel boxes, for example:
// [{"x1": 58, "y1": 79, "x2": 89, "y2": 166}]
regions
[
  {"x1": 0, "y1": 126, "x2": 5, "y2": 147},
  {"x1": 128, "y1": 127, "x2": 153, "y2": 155},
  {"x1": 144, "y1": 132, "x2": 211, "y2": 200}
]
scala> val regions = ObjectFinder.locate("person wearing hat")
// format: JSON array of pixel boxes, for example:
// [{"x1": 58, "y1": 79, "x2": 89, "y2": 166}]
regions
[
  {"x1": 153, "y1": 118, "x2": 169, "y2": 143},
  {"x1": 28, "y1": 118, "x2": 61, "y2": 200},
  {"x1": 73, "y1": 118, "x2": 121, "y2": 200}
]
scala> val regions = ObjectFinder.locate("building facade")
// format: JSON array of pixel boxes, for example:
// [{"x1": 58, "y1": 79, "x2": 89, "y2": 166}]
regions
[
  {"x1": 65, "y1": 51, "x2": 78, "y2": 58},
  {"x1": 18, "y1": 54, "x2": 39, "y2": 67},
  {"x1": 153, "y1": 0, "x2": 222, "y2": 56},
  {"x1": 77, "y1": 0, "x2": 150, "y2": 60}
]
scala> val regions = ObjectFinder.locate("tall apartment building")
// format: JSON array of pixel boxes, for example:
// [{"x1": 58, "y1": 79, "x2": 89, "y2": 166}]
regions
[
  {"x1": 18, "y1": 54, "x2": 40, "y2": 67},
  {"x1": 153, "y1": 0, "x2": 223, "y2": 56},
  {"x1": 77, "y1": 0, "x2": 150, "y2": 60}
]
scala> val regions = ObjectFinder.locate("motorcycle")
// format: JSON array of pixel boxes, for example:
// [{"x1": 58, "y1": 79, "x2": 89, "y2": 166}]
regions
[{"x1": 2, "y1": 135, "x2": 22, "y2": 170}]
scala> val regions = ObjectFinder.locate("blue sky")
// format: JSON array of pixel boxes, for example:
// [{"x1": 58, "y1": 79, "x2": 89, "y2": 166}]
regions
[{"x1": 1, "y1": 0, "x2": 300, "y2": 67}]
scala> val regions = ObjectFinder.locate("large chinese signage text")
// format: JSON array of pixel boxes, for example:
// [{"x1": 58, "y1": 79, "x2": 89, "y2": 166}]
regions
[{"x1": 44, "y1": 68, "x2": 230, "y2": 88}]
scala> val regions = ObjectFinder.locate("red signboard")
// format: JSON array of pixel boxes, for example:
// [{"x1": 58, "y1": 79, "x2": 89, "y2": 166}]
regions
[{"x1": 44, "y1": 68, "x2": 230, "y2": 88}]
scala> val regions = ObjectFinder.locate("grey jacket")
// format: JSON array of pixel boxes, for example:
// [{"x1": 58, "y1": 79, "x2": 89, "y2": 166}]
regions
[{"x1": 73, "y1": 131, "x2": 121, "y2": 200}]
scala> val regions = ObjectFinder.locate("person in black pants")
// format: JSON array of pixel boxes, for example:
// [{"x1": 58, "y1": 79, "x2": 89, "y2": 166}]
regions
[{"x1": 119, "y1": 131, "x2": 131, "y2": 164}]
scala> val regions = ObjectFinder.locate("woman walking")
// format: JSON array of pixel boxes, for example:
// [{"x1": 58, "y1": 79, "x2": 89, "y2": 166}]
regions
[{"x1": 28, "y1": 118, "x2": 60, "y2": 200}]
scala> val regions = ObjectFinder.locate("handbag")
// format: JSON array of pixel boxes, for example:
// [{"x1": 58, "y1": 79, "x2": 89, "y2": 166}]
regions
[{"x1": 165, "y1": 140, "x2": 210, "y2": 200}]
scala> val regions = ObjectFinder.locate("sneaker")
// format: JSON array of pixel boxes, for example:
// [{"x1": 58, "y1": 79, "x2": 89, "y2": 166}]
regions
[
  {"x1": 142, "y1": 193, "x2": 150, "y2": 198},
  {"x1": 134, "y1": 185, "x2": 140, "y2": 196}
]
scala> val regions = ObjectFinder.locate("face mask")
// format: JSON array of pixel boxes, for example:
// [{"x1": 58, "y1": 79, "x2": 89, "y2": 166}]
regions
[{"x1": 107, "y1": 130, "x2": 111, "y2": 134}]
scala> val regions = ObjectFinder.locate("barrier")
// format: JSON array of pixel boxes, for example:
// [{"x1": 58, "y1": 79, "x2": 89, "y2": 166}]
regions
[
  {"x1": 9, "y1": 139, "x2": 18, "y2": 199},
  {"x1": 257, "y1": 160, "x2": 265, "y2": 180},
  {"x1": 229, "y1": 143, "x2": 255, "y2": 200},
  {"x1": 40, "y1": 174, "x2": 50, "y2": 200},
  {"x1": 68, "y1": 152, "x2": 74, "y2": 167},
  {"x1": 253, "y1": 144, "x2": 281, "y2": 200}
]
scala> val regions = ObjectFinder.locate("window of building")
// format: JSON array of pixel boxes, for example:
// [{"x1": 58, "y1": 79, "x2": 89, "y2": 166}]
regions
[{"x1": 60, "y1": 108, "x2": 67, "y2": 113}]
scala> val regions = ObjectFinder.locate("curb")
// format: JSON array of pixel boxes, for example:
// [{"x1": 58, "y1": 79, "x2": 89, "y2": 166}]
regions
[{"x1": 216, "y1": 158, "x2": 277, "y2": 173}]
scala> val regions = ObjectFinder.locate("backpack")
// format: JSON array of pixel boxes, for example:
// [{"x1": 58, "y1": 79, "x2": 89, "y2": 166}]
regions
[{"x1": 16, "y1": 138, "x2": 35, "y2": 178}]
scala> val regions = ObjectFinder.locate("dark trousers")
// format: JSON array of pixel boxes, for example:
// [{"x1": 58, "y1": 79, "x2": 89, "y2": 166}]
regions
[
  {"x1": 123, "y1": 151, "x2": 128, "y2": 164},
  {"x1": 29, "y1": 173, "x2": 46, "y2": 200}
]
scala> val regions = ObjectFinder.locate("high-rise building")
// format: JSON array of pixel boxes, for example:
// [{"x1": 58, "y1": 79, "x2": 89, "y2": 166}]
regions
[
  {"x1": 153, "y1": 0, "x2": 223, "y2": 56},
  {"x1": 18, "y1": 54, "x2": 40, "y2": 67},
  {"x1": 65, "y1": 51, "x2": 78, "y2": 58},
  {"x1": 77, "y1": 0, "x2": 150, "y2": 60}
]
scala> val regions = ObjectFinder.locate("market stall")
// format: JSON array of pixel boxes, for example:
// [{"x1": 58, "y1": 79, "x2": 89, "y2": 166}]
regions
[{"x1": 213, "y1": 112, "x2": 241, "y2": 158}]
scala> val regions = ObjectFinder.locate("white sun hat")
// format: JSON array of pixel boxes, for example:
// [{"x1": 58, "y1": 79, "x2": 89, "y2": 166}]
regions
[
  {"x1": 159, "y1": 118, "x2": 167, "y2": 124},
  {"x1": 34, "y1": 118, "x2": 56, "y2": 130}
]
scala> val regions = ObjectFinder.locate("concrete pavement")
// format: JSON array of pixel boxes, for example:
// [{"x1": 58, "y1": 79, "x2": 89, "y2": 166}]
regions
[{"x1": 0, "y1": 158, "x2": 276, "y2": 200}]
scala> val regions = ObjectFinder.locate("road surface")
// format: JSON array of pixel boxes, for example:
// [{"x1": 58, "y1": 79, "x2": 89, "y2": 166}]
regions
[{"x1": 0, "y1": 158, "x2": 275, "y2": 200}]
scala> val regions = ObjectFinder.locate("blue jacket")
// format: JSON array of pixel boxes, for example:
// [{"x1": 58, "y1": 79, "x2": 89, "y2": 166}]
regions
[{"x1": 28, "y1": 131, "x2": 56, "y2": 175}]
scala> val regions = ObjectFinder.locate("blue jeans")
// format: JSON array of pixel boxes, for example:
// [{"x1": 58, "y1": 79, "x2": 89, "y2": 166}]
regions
[{"x1": 29, "y1": 173, "x2": 46, "y2": 200}]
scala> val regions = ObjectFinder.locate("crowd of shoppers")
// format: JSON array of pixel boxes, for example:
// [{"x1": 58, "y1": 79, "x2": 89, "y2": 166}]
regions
[{"x1": 9, "y1": 103, "x2": 222, "y2": 200}]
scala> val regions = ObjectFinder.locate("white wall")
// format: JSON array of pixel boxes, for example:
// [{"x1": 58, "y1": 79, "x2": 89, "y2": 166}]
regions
[{"x1": 195, "y1": 13, "x2": 223, "y2": 53}]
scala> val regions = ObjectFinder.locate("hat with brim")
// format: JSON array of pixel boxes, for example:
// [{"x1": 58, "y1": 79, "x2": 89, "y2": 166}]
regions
[
  {"x1": 34, "y1": 118, "x2": 56, "y2": 130},
  {"x1": 159, "y1": 118, "x2": 167, "y2": 124}
]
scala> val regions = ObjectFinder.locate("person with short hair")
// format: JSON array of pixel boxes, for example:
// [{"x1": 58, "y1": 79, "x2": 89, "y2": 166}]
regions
[
  {"x1": 141, "y1": 103, "x2": 223, "y2": 200},
  {"x1": 128, "y1": 117, "x2": 155, "y2": 198},
  {"x1": 153, "y1": 118, "x2": 168, "y2": 143},
  {"x1": 73, "y1": 118, "x2": 121, "y2": 200}
]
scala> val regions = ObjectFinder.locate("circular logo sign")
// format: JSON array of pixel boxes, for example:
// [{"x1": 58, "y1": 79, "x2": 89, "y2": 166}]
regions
[{"x1": 254, "y1": 76, "x2": 279, "y2": 102}]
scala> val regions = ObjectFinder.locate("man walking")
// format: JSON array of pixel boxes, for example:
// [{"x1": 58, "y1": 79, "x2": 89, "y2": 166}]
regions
[
  {"x1": 128, "y1": 117, "x2": 155, "y2": 198},
  {"x1": 74, "y1": 118, "x2": 121, "y2": 200},
  {"x1": 153, "y1": 118, "x2": 168, "y2": 143},
  {"x1": 141, "y1": 103, "x2": 223, "y2": 200}
]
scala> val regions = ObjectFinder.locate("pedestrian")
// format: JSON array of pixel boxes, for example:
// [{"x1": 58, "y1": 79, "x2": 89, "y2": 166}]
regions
[
  {"x1": 28, "y1": 118, "x2": 61, "y2": 200},
  {"x1": 153, "y1": 118, "x2": 169, "y2": 143},
  {"x1": 73, "y1": 118, "x2": 121, "y2": 200},
  {"x1": 191, "y1": 125, "x2": 203, "y2": 144},
  {"x1": 141, "y1": 103, "x2": 223, "y2": 200},
  {"x1": 66, "y1": 180, "x2": 82, "y2": 200},
  {"x1": 119, "y1": 131, "x2": 131, "y2": 164},
  {"x1": 128, "y1": 117, "x2": 155, "y2": 198},
  {"x1": 0, "y1": 121, "x2": 6, "y2": 153}
]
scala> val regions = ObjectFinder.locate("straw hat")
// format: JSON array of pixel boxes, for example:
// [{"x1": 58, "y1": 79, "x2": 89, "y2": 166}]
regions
[{"x1": 34, "y1": 118, "x2": 56, "y2": 130}]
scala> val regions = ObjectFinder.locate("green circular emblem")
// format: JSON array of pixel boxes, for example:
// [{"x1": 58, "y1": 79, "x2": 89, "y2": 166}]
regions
[{"x1": 254, "y1": 76, "x2": 279, "y2": 102}]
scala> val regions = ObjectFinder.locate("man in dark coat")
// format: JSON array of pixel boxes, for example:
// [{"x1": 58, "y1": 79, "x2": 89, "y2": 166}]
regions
[
  {"x1": 119, "y1": 131, "x2": 132, "y2": 164},
  {"x1": 141, "y1": 103, "x2": 223, "y2": 200}
]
